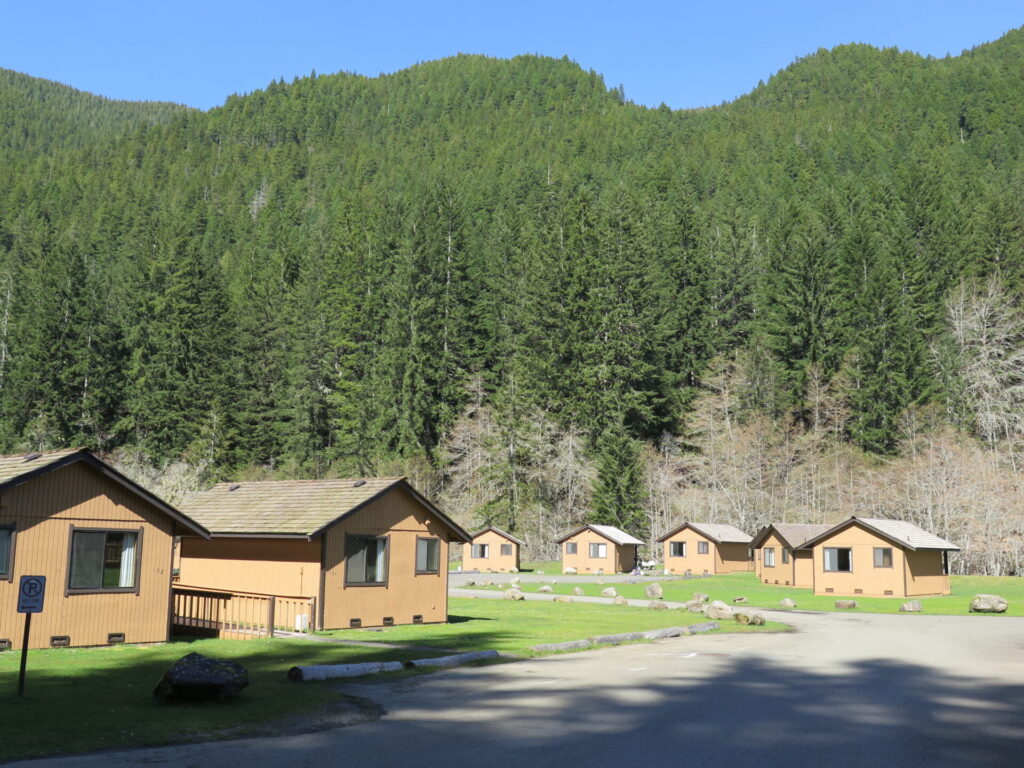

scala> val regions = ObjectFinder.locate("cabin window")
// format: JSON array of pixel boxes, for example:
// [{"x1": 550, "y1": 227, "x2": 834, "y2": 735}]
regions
[
  {"x1": 68, "y1": 529, "x2": 140, "y2": 591},
  {"x1": 345, "y1": 535, "x2": 389, "y2": 585},
  {"x1": 416, "y1": 538, "x2": 440, "y2": 574},
  {"x1": 564, "y1": 542, "x2": 577, "y2": 555},
  {"x1": 500, "y1": 543, "x2": 513, "y2": 556},
  {"x1": 782, "y1": 549, "x2": 790, "y2": 564},
  {"x1": 764, "y1": 547, "x2": 776, "y2": 567},
  {"x1": 698, "y1": 541, "x2": 709, "y2": 555},
  {"x1": 824, "y1": 547, "x2": 852, "y2": 572},
  {"x1": 873, "y1": 547, "x2": 893, "y2": 568},
  {"x1": 471, "y1": 543, "x2": 489, "y2": 559},
  {"x1": 589, "y1": 542, "x2": 607, "y2": 558},
  {"x1": 0, "y1": 526, "x2": 13, "y2": 580},
  {"x1": 670, "y1": 541, "x2": 686, "y2": 557}
]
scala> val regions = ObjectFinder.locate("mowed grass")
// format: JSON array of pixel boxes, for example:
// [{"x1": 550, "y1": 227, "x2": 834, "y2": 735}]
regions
[
  {"x1": 317, "y1": 596, "x2": 784, "y2": 654},
  {"x1": 463, "y1": 573, "x2": 1024, "y2": 616},
  {"x1": 0, "y1": 635, "x2": 428, "y2": 762},
  {"x1": 450, "y1": 559, "x2": 562, "y2": 573},
  {"x1": 0, "y1": 597, "x2": 782, "y2": 761}
]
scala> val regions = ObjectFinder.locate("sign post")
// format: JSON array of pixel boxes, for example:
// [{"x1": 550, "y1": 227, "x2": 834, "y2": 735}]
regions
[{"x1": 16, "y1": 575, "x2": 46, "y2": 698}]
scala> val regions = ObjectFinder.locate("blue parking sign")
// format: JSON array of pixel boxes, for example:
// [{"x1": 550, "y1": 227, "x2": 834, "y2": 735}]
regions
[{"x1": 17, "y1": 575, "x2": 45, "y2": 613}]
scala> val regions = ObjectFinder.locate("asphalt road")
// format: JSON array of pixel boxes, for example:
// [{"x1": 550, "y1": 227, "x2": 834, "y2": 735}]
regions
[{"x1": 14, "y1": 609, "x2": 1024, "y2": 768}]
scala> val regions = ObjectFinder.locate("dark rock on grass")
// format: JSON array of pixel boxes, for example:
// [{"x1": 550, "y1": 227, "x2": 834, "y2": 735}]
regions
[
  {"x1": 734, "y1": 611, "x2": 765, "y2": 626},
  {"x1": 834, "y1": 600, "x2": 858, "y2": 609},
  {"x1": 733, "y1": 596, "x2": 748, "y2": 604},
  {"x1": 154, "y1": 652, "x2": 249, "y2": 703}
]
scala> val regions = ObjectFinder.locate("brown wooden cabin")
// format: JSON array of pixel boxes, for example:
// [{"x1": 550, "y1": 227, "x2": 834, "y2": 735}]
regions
[
  {"x1": 751, "y1": 523, "x2": 833, "y2": 587},
  {"x1": 557, "y1": 524, "x2": 643, "y2": 574},
  {"x1": 657, "y1": 522, "x2": 753, "y2": 575},
  {"x1": 464, "y1": 526, "x2": 525, "y2": 572},
  {"x1": 802, "y1": 517, "x2": 959, "y2": 598},
  {"x1": 0, "y1": 449, "x2": 209, "y2": 650},
  {"x1": 177, "y1": 477, "x2": 470, "y2": 630}
]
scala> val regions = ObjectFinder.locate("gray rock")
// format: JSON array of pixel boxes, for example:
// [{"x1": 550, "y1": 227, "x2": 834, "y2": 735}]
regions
[
  {"x1": 535, "y1": 570, "x2": 546, "y2": 575},
  {"x1": 496, "y1": 583, "x2": 505, "y2": 589},
  {"x1": 613, "y1": 595, "x2": 629, "y2": 606},
  {"x1": 734, "y1": 611, "x2": 765, "y2": 626},
  {"x1": 483, "y1": 580, "x2": 493, "y2": 586},
  {"x1": 594, "y1": 569, "x2": 605, "y2": 576},
  {"x1": 508, "y1": 567, "x2": 518, "y2": 573},
  {"x1": 704, "y1": 600, "x2": 733, "y2": 620},
  {"x1": 732, "y1": 596, "x2": 748, "y2": 604},
  {"x1": 834, "y1": 600, "x2": 858, "y2": 609},
  {"x1": 684, "y1": 599, "x2": 706, "y2": 613},
  {"x1": 572, "y1": 587, "x2": 585, "y2": 596},
  {"x1": 510, "y1": 577, "x2": 520, "y2": 585},
  {"x1": 693, "y1": 592, "x2": 709, "y2": 603},
  {"x1": 645, "y1": 583, "x2": 664, "y2": 599},
  {"x1": 553, "y1": 595, "x2": 572, "y2": 604},
  {"x1": 154, "y1": 653, "x2": 248, "y2": 703},
  {"x1": 537, "y1": 585, "x2": 553, "y2": 593},
  {"x1": 596, "y1": 579, "x2": 606, "y2": 585},
  {"x1": 504, "y1": 588, "x2": 525, "y2": 601},
  {"x1": 899, "y1": 600, "x2": 922, "y2": 613},
  {"x1": 649, "y1": 600, "x2": 669, "y2": 610},
  {"x1": 779, "y1": 598, "x2": 797, "y2": 608},
  {"x1": 563, "y1": 567, "x2": 577, "y2": 575},
  {"x1": 601, "y1": 587, "x2": 618, "y2": 598},
  {"x1": 970, "y1": 594, "x2": 1008, "y2": 613}
]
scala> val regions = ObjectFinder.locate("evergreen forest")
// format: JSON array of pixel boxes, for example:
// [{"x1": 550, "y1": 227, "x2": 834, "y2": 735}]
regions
[{"x1": 3, "y1": 32, "x2": 1024, "y2": 572}]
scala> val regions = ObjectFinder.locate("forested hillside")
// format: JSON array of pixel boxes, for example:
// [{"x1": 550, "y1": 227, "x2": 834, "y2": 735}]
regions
[{"x1": 3, "y1": 33, "x2": 1024, "y2": 573}]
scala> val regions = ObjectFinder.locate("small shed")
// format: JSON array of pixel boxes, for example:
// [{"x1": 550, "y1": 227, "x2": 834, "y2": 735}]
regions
[
  {"x1": 556, "y1": 524, "x2": 642, "y2": 574},
  {"x1": 464, "y1": 527, "x2": 525, "y2": 572},
  {"x1": 0, "y1": 449, "x2": 209, "y2": 650},
  {"x1": 750, "y1": 523, "x2": 833, "y2": 587},
  {"x1": 801, "y1": 517, "x2": 959, "y2": 598},
  {"x1": 657, "y1": 522, "x2": 753, "y2": 575},
  {"x1": 177, "y1": 477, "x2": 470, "y2": 630}
]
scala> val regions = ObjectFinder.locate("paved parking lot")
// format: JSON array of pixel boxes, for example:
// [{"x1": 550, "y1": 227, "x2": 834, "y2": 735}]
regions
[{"x1": 16, "y1": 609, "x2": 1024, "y2": 767}]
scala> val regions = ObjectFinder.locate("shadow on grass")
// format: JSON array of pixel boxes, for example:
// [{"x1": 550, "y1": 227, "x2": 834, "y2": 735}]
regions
[{"x1": 445, "y1": 614, "x2": 493, "y2": 624}]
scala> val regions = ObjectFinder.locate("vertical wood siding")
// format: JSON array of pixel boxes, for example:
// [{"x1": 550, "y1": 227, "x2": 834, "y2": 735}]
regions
[
  {"x1": 812, "y1": 525, "x2": 909, "y2": 597},
  {"x1": 321, "y1": 487, "x2": 453, "y2": 630},
  {"x1": 177, "y1": 537, "x2": 320, "y2": 597},
  {"x1": 904, "y1": 550, "x2": 950, "y2": 596},
  {"x1": 755, "y1": 532, "x2": 807, "y2": 586},
  {"x1": 560, "y1": 530, "x2": 635, "y2": 574},
  {"x1": 0, "y1": 462, "x2": 175, "y2": 650},
  {"x1": 463, "y1": 530, "x2": 520, "y2": 572},
  {"x1": 662, "y1": 530, "x2": 751, "y2": 575}
]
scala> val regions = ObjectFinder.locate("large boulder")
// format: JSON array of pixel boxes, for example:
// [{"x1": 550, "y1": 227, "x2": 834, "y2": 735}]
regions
[
  {"x1": 613, "y1": 595, "x2": 630, "y2": 606},
  {"x1": 970, "y1": 594, "x2": 1008, "y2": 613},
  {"x1": 601, "y1": 587, "x2": 618, "y2": 598},
  {"x1": 900, "y1": 600, "x2": 922, "y2": 613},
  {"x1": 154, "y1": 653, "x2": 248, "y2": 703},
  {"x1": 704, "y1": 600, "x2": 733, "y2": 620},
  {"x1": 645, "y1": 582, "x2": 664, "y2": 599},
  {"x1": 693, "y1": 592, "x2": 709, "y2": 603},
  {"x1": 504, "y1": 588, "x2": 525, "y2": 601},
  {"x1": 572, "y1": 587, "x2": 585, "y2": 596},
  {"x1": 563, "y1": 567, "x2": 578, "y2": 575},
  {"x1": 834, "y1": 600, "x2": 858, "y2": 610},
  {"x1": 734, "y1": 611, "x2": 766, "y2": 626},
  {"x1": 649, "y1": 600, "x2": 669, "y2": 610},
  {"x1": 779, "y1": 598, "x2": 797, "y2": 608},
  {"x1": 684, "y1": 599, "x2": 706, "y2": 613},
  {"x1": 537, "y1": 585, "x2": 553, "y2": 593}
]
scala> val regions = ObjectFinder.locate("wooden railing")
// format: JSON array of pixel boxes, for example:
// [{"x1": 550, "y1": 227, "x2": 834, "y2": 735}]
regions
[{"x1": 172, "y1": 586, "x2": 317, "y2": 639}]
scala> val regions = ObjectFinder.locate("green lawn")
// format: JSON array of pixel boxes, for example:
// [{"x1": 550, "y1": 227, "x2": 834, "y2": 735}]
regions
[
  {"x1": 0, "y1": 597, "x2": 781, "y2": 762},
  {"x1": 450, "y1": 559, "x2": 561, "y2": 573},
  {"x1": 462, "y1": 573, "x2": 1024, "y2": 615},
  {"x1": 317, "y1": 596, "x2": 783, "y2": 654}
]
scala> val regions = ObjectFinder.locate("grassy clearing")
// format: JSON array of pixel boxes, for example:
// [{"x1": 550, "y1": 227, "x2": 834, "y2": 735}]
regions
[
  {"x1": 0, "y1": 635, "x2": 426, "y2": 762},
  {"x1": 462, "y1": 573, "x2": 1024, "y2": 615},
  {"x1": 0, "y1": 597, "x2": 782, "y2": 761},
  {"x1": 450, "y1": 559, "x2": 562, "y2": 573}
]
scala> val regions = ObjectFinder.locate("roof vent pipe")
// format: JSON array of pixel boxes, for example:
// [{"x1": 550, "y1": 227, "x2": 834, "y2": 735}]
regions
[
  {"x1": 228, "y1": 484, "x2": 241, "y2": 491},
  {"x1": 352, "y1": 480, "x2": 366, "y2": 488}
]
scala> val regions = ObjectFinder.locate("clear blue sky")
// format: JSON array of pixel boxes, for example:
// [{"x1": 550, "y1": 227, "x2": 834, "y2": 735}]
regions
[{"x1": 2, "y1": 1, "x2": 1021, "y2": 111}]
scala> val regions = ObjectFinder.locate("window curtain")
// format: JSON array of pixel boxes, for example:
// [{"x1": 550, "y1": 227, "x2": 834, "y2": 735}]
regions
[
  {"x1": 373, "y1": 539, "x2": 386, "y2": 582},
  {"x1": 824, "y1": 548, "x2": 837, "y2": 571},
  {"x1": 119, "y1": 533, "x2": 137, "y2": 587}
]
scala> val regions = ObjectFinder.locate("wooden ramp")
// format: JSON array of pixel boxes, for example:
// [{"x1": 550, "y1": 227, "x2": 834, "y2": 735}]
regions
[{"x1": 171, "y1": 586, "x2": 317, "y2": 639}]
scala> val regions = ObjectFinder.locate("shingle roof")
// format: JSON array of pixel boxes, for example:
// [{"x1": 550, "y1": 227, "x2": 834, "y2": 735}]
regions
[
  {"x1": 180, "y1": 477, "x2": 470, "y2": 540},
  {"x1": 771, "y1": 523, "x2": 835, "y2": 549},
  {"x1": 0, "y1": 448, "x2": 208, "y2": 537},
  {"x1": 801, "y1": 517, "x2": 960, "y2": 552},
  {"x1": 556, "y1": 524, "x2": 644, "y2": 546},
  {"x1": 657, "y1": 521, "x2": 752, "y2": 544},
  {"x1": 472, "y1": 526, "x2": 526, "y2": 547}
]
